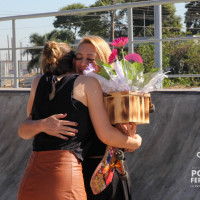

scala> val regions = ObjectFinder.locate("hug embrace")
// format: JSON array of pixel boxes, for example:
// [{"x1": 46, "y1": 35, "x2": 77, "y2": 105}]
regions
[{"x1": 17, "y1": 36, "x2": 142, "y2": 200}]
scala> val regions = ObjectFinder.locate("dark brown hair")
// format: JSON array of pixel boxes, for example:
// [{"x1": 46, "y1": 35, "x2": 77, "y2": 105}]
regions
[{"x1": 41, "y1": 41, "x2": 75, "y2": 75}]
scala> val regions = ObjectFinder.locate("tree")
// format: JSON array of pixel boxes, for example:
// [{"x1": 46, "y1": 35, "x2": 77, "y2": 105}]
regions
[
  {"x1": 53, "y1": 3, "x2": 87, "y2": 36},
  {"x1": 46, "y1": 29, "x2": 75, "y2": 43},
  {"x1": 185, "y1": 1, "x2": 200, "y2": 34},
  {"x1": 24, "y1": 33, "x2": 45, "y2": 72},
  {"x1": 81, "y1": 0, "x2": 130, "y2": 40},
  {"x1": 121, "y1": 0, "x2": 182, "y2": 36},
  {"x1": 24, "y1": 29, "x2": 75, "y2": 71},
  {"x1": 52, "y1": 1, "x2": 182, "y2": 40},
  {"x1": 169, "y1": 41, "x2": 200, "y2": 74},
  {"x1": 136, "y1": 43, "x2": 155, "y2": 73},
  {"x1": 135, "y1": 40, "x2": 200, "y2": 88},
  {"x1": 53, "y1": 1, "x2": 126, "y2": 41}
]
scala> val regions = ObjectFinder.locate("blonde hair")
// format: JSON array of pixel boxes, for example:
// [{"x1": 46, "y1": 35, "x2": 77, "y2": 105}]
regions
[
  {"x1": 78, "y1": 36, "x2": 111, "y2": 63},
  {"x1": 41, "y1": 41, "x2": 75, "y2": 75}
]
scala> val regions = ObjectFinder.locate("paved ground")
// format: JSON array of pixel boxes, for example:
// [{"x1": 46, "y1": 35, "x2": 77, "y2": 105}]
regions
[{"x1": 0, "y1": 89, "x2": 200, "y2": 200}]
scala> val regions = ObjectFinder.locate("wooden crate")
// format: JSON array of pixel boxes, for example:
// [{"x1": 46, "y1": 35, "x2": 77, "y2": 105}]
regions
[{"x1": 104, "y1": 91, "x2": 151, "y2": 124}]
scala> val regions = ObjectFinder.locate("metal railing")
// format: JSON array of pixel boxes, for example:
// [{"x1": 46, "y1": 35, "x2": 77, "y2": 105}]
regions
[{"x1": 0, "y1": 0, "x2": 199, "y2": 88}]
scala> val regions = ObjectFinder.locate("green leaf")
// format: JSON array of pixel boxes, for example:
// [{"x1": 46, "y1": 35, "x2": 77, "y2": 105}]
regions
[
  {"x1": 96, "y1": 59, "x2": 104, "y2": 67},
  {"x1": 149, "y1": 67, "x2": 160, "y2": 73},
  {"x1": 96, "y1": 59, "x2": 114, "y2": 80},
  {"x1": 98, "y1": 66, "x2": 111, "y2": 80},
  {"x1": 123, "y1": 61, "x2": 144, "y2": 81},
  {"x1": 96, "y1": 59, "x2": 112, "y2": 69}
]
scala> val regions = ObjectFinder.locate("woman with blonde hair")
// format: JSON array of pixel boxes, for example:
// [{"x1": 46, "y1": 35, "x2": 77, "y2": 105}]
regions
[
  {"x1": 17, "y1": 40, "x2": 141, "y2": 200},
  {"x1": 75, "y1": 36, "x2": 111, "y2": 74},
  {"x1": 75, "y1": 35, "x2": 134, "y2": 200}
]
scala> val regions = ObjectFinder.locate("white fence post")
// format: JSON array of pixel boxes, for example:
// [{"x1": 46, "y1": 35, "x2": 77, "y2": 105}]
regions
[
  {"x1": 12, "y1": 19, "x2": 18, "y2": 88},
  {"x1": 154, "y1": 5, "x2": 162, "y2": 88},
  {"x1": 128, "y1": 7, "x2": 134, "y2": 54},
  {"x1": 154, "y1": 5, "x2": 162, "y2": 69}
]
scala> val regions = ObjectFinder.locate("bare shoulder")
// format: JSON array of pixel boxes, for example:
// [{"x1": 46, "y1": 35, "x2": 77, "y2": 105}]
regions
[
  {"x1": 76, "y1": 75, "x2": 100, "y2": 87},
  {"x1": 31, "y1": 75, "x2": 42, "y2": 90},
  {"x1": 27, "y1": 75, "x2": 42, "y2": 116}
]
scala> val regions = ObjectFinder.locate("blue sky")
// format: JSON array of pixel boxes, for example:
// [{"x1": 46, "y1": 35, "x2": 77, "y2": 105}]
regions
[{"x1": 0, "y1": 0, "x2": 186, "y2": 49}]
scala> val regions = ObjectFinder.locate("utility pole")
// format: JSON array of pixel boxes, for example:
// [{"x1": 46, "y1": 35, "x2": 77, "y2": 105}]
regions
[
  {"x1": 110, "y1": 0, "x2": 116, "y2": 42},
  {"x1": 7, "y1": 35, "x2": 10, "y2": 61},
  {"x1": 20, "y1": 42, "x2": 22, "y2": 61},
  {"x1": 143, "y1": 12, "x2": 146, "y2": 37},
  {"x1": 27, "y1": 45, "x2": 29, "y2": 62}
]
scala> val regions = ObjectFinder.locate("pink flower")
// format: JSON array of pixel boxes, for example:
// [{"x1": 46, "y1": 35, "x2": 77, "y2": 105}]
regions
[
  {"x1": 108, "y1": 49, "x2": 118, "y2": 64},
  {"x1": 110, "y1": 37, "x2": 129, "y2": 48},
  {"x1": 125, "y1": 53, "x2": 143, "y2": 64}
]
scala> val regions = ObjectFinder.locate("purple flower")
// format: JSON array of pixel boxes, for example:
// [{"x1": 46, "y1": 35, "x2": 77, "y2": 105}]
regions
[
  {"x1": 108, "y1": 49, "x2": 118, "y2": 64},
  {"x1": 125, "y1": 53, "x2": 143, "y2": 64},
  {"x1": 110, "y1": 37, "x2": 129, "y2": 48},
  {"x1": 86, "y1": 63, "x2": 95, "y2": 71}
]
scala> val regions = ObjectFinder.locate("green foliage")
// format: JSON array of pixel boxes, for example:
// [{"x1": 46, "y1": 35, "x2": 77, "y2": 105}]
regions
[
  {"x1": 24, "y1": 29, "x2": 75, "y2": 71},
  {"x1": 168, "y1": 40, "x2": 200, "y2": 74},
  {"x1": 53, "y1": 1, "x2": 130, "y2": 40},
  {"x1": 53, "y1": 3, "x2": 87, "y2": 35},
  {"x1": 78, "y1": 13, "x2": 110, "y2": 38},
  {"x1": 185, "y1": 1, "x2": 200, "y2": 35},
  {"x1": 121, "y1": 1, "x2": 182, "y2": 36},
  {"x1": 78, "y1": 0, "x2": 125, "y2": 39},
  {"x1": 23, "y1": 33, "x2": 45, "y2": 71},
  {"x1": 162, "y1": 15, "x2": 182, "y2": 35},
  {"x1": 25, "y1": 1, "x2": 191, "y2": 80},
  {"x1": 135, "y1": 39, "x2": 200, "y2": 88},
  {"x1": 52, "y1": 1, "x2": 183, "y2": 40},
  {"x1": 46, "y1": 29, "x2": 75, "y2": 43},
  {"x1": 136, "y1": 43, "x2": 155, "y2": 73},
  {"x1": 163, "y1": 77, "x2": 200, "y2": 88}
]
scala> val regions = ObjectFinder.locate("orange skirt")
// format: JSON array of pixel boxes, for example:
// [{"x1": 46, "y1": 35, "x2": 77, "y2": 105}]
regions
[{"x1": 17, "y1": 150, "x2": 87, "y2": 200}]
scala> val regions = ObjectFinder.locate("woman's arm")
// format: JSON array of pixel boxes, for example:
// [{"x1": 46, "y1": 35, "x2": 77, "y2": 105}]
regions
[
  {"x1": 18, "y1": 114, "x2": 78, "y2": 140},
  {"x1": 18, "y1": 76, "x2": 78, "y2": 140},
  {"x1": 83, "y1": 76, "x2": 142, "y2": 151}
]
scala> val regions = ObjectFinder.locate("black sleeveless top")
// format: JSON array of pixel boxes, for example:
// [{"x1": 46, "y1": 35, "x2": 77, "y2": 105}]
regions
[{"x1": 31, "y1": 73, "x2": 105, "y2": 161}]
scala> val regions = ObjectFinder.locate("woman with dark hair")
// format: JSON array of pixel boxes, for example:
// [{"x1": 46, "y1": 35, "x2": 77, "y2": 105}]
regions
[{"x1": 17, "y1": 41, "x2": 142, "y2": 200}]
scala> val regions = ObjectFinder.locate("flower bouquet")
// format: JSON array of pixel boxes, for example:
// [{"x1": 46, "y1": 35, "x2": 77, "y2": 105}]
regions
[{"x1": 84, "y1": 37, "x2": 167, "y2": 124}]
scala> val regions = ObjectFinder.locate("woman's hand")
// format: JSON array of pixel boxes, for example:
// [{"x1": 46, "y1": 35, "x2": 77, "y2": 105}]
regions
[
  {"x1": 116, "y1": 122, "x2": 142, "y2": 152},
  {"x1": 116, "y1": 122, "x2": 137, "y2": 137},
  {"x1": 124, "y1": 134, "x2": 142, "y2": 152},
  {"x1": 18, "y1": 113, "x2": 78, "y2": 140},
  {"x1": 41, "y1": 114, "x2": 78, "y2": 140}
]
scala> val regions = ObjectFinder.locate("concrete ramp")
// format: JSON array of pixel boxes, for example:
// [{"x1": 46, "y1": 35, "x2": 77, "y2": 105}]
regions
[
  {"x1": 0, "y1": 89, "x2": 200, "y2": 200},
  {"x1": 0, "y1": 89, "x2": 32, "y2": 200},
  {"x1": 127, "y1": 90, "x2": 200, "y2": 200}
]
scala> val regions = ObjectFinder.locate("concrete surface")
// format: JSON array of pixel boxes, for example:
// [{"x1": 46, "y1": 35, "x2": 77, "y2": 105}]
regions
[
  {"x1": 0, "y1": 89, "x2": 200, "y2": 200},
  {"x1": 0, "y1": 89, "x2": 32, "y2": 200},
  {"x1": 127, "y1": 90, "x2": 200, "y2": 200}
]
